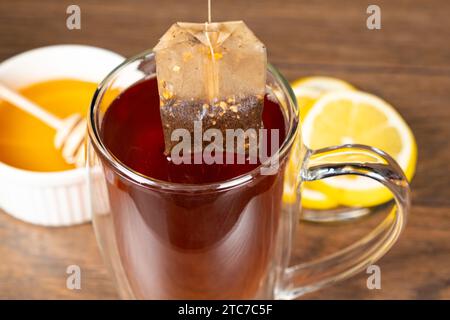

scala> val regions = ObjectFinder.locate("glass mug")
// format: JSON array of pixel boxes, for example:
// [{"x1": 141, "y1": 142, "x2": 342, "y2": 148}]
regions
[{"x1": 87, "y1": 50, "x2": 409, "y2": 299}]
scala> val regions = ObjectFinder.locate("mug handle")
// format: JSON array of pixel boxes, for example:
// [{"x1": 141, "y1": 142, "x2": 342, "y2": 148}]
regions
[{"x1": 278, "y1": 144, "x2": 410, "y2": 299}]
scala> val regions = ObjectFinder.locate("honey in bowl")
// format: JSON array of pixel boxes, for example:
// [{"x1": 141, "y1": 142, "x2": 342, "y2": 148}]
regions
[{"x1": 0, "y1": 79, "x2": 97, "y2": 172}]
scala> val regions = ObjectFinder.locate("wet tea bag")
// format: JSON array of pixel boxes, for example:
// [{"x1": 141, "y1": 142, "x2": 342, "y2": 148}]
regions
[{"x1": 154, "y1": 21, "x2": 267, "y2": 155}]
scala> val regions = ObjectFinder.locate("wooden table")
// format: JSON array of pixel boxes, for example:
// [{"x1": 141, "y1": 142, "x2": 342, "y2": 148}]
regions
[{"x1": 0, "y1": 0, "x2": 449, "y2": 299}]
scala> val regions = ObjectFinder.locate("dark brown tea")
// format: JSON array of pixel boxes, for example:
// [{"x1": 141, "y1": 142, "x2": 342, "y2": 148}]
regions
[{"x1": 100, "y1": 77, "x2": 288, "y2": 299}]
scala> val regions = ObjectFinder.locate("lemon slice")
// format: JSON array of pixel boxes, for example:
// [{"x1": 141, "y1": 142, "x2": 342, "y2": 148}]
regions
[
  {"x1": 302, "y1": 91, "x2": 417, "y2": 207},
  {"x1": 292, "y1": 76, "x2": 355, "y2": 121},
  {"x1": 301, "y1": 186, "x2": 339, "y2": 210},
  {"x1": 288, "y1": 77, "x2": 355, "y2": 209}
]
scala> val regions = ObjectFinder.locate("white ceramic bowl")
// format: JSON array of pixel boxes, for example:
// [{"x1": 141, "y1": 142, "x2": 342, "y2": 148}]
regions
[{"x1": 0, "y1": 45, "x2": 124, "y2": 226}]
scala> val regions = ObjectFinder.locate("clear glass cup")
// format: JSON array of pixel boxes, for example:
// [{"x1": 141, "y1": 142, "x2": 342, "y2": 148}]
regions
[{"x1": 87, "y1": 50, "x2": 410, "y2": 299}]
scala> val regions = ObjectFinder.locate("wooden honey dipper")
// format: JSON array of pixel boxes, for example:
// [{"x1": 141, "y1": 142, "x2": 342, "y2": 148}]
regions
[{"x1": 0, "y1": 83, "x2": 86, "y2": 167}]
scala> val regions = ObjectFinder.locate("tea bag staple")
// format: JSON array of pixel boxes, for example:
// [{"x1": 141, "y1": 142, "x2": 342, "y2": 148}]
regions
[{"x1": 154, "y1": 21, "x2": 267, "y2": 155}]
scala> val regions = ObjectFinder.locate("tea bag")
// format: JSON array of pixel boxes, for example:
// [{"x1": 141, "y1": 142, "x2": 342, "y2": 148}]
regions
[{"x1": 154, "y1": 21, "x2": 267, "y2": 155}]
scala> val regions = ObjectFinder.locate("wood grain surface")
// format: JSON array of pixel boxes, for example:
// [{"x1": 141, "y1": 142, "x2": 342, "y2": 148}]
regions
[{"x1": 0, "y1": 0, "x2": 449, "y2": 299}]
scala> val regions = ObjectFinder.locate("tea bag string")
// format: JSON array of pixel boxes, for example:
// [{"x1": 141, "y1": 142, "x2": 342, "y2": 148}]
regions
[
  {"x1": 208, "y1": 0, "x2": 211, "y2": 23},
  {"x1": 204, "y1": 0, "x2": 219, "y2": 102},
  {"x1": 204, "y1": 23, "x2": 214, "y2": 59}
]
